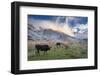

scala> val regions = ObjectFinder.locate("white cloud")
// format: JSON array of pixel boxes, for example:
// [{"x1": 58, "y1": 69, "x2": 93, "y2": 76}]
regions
[
  {"x1": 28, "y1": 18, "x2": 74, "y2": 36},
  {"x1": 72, "y1": 23, "x2": 88, "y2": 39},
  {"x1": 73, "y1": 24, "x2": 88, "y2": 33},
  {"x1": 74, "y1": 24, "x2": 87, "y2": 29}
]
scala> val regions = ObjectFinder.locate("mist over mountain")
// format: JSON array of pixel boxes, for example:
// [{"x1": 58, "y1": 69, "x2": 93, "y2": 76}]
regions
[
  {"x1": 28, "y1": 16, "x2": 88, "y2": 43},
  {"x1": 28, "y1": 18, "x2": 74, "y2": 37},
  {"x1": 28, "y1": 23, "x2": 80, "y2": 43}
]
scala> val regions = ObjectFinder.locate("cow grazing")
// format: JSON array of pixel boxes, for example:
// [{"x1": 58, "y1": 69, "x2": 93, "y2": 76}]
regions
[
  {"x1": 56, "y1": 42, "x2": 69, "y2": 49},
  {"x1": 35, "y1": 44, "x2": 51, "y2": 55},
  {"x1": 56, "y1": 42, "x2": 61, "y2": 47}
]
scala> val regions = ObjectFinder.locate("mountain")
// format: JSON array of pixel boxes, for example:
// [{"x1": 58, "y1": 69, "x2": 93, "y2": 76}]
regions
[
  {"x1": 74, "y1": 29, "x2": 88, "y2": 39},
  {"x1": 28, "y1": 24, "x2": 79, "y2": 43}
]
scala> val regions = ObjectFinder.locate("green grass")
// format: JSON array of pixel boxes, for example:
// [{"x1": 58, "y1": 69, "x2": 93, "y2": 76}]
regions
[{"x1": 28, "y1": 44, "x2": 88, "y2": 61}]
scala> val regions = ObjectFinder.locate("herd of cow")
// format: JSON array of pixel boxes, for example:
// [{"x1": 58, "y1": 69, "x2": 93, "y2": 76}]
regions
[{"x1": 34, "y1": 42, "x2": 68, "y2": 55}]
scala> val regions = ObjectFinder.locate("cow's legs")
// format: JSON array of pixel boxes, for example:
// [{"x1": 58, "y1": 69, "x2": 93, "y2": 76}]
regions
[
  {"x1": 44, "y1": 51, "x2": 47, "y2": 55},
  {"x1": 37, "y1": 50, "x2": 40, "y2": 56}
]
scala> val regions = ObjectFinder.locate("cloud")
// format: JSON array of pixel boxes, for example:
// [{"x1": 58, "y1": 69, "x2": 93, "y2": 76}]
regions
[
  {"x1": 73, "y1": 23, "x2": 88, "y2": 33},
  {"x1": 28, "y1": 16, "x2": 88, "y2": 38},
  {"x1": 75, "y1": 24, "x2": 87, "y2": 29},
  {"x1": 28, "y1": 18, "x2": 74, "y2": 36},
  {"x1": 67, "y1": 17, "x2": 88, "y2": 27}
]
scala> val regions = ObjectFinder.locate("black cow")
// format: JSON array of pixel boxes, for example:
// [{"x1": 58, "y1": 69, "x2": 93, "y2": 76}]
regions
[
  {"x1": 56, "y1": 42, "x2": 68, "y2": 49},
  {"x1": 56, "y1": 42, "x2": 61, "y2": 47},
  {"x1": 35, "y1": 44, "x2": 51, "y2": 55}
]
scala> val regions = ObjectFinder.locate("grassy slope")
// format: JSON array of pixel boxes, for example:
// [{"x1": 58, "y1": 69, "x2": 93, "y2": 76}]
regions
[{"x1": 28, "y1": 41, "x2": 87, "y2": 61}]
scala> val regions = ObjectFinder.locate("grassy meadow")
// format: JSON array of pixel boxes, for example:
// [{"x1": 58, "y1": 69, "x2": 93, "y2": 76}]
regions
[{"x1": 28, "y1": 40, "x2": 88, "y2": 61}]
